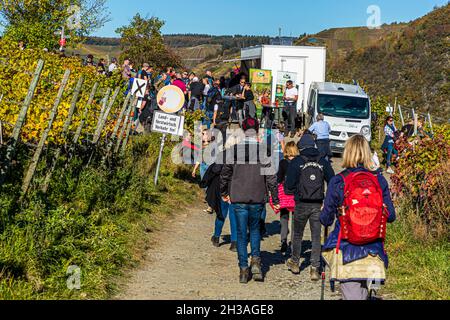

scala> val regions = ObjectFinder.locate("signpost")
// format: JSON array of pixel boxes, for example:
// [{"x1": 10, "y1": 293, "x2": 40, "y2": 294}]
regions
[
  {"x1": 131, "y1": 78, "x2": 148, "y2": 98},
  {"x1": 153, "y1": 86, "x2": 185, "y2": 186}
]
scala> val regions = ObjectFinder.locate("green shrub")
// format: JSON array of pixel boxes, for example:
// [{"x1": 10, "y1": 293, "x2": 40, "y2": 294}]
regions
[{"x1": 0, "y1": 134, "x2": 198, "y2": 299}]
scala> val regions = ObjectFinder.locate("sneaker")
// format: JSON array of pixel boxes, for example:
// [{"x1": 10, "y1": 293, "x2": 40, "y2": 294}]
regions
[
  {"x1": 251, "y1": 257, "x2": 264, "y2": 282},
  {"x1": 387, "y1": 167, "x2": 395, "y2": 174},
  {"x1": 230, "y1": 242, "x2": 237, "y2": 252},
  {"x1": 211, "y1": 236, "x2": 220, "y2": 248},
  {"x1": 240, "y1": 268, "x2": 250, "y2": 284},
  {"x1": 286, "y1": 258, "x2": 300, "y2": 275},
  {"x1": 310, "y1": 267, "x2": 320, "y2": 281},
  {"x1": 281, "y1": 241, "x2": 288, "y2": 253}
]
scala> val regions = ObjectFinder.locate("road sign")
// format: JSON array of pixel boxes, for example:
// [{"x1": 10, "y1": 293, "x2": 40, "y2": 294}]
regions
[
  {"x1": 156, "y1": 85, "x2": 185, "y2": 114},
  {"x1": 152, "y1": 111, "x2": 184, "y2": 137},
  {"x1": 131, "y1": 78, "x2": 148, "y2": 98}
]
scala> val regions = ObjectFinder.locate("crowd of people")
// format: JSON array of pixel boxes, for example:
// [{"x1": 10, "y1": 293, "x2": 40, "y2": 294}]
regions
[
  {"x1": 79, "y1": 54, "x2": 399, "y2": 300},
  {"x1": 195, "y1": 115, "x2": 396, "y2": 300}
]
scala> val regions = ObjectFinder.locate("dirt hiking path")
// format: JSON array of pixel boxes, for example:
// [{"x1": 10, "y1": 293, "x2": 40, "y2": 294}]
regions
[{"x1": 116, "y1": 160, "x2": 345, "y2": 300}]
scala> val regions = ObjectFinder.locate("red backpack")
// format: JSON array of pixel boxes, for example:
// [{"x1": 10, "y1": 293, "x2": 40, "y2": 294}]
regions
[{"x1": 336, "y1": 171, "x2": 389, "y2": 254}]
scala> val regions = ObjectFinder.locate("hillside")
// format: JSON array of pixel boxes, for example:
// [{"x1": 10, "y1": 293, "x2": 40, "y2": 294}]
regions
[
  {"x1": 296, "y1": 24, "x2": 407, "y2": 61},
  {"x1": 325, "y1": 4, "x2": 449, "y2": 121},
  {"x1": 75, "y1": 34, "x2": 271, "y2": 68}
]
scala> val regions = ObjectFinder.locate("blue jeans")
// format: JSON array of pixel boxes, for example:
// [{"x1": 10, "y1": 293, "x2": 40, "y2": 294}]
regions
[
  {"x1": 204, "y1": 110, "x2": 214, "y2": 129},
  {"x1": 214, "y1": 202, "x2": 237, "y2": 242},
  {"x1": 234, "y1": 203, "x2": 265, "y2": 269},
  {"x1": 386, "y1": 143, "x2": 398, "y2": 167}
]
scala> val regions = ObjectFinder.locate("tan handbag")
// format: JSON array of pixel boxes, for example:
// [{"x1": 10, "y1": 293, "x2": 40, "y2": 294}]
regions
[{"x1": 323, "y1": 250, "x2": 386, "y2": 282}]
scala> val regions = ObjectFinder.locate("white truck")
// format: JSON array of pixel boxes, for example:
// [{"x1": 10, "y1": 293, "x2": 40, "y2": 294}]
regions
[
  {"x1": 240, "y1": 45, "x2": 327, "y2": 113},
  {"x1": 307, "y1": 82, "x2": 372, "y2": 153}
]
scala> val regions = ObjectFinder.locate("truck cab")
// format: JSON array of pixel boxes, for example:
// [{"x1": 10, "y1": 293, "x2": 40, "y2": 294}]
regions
[{"x1": 307, "y1": 82, "x2": 372, "y2": 153}]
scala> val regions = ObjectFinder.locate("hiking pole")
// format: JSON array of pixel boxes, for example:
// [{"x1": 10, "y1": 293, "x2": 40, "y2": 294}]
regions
[{"x1": 320, "y1": 226, "x2": 329, "y2": 301}]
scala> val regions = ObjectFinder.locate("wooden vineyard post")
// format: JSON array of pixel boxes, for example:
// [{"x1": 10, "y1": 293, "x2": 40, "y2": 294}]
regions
[
  {"x1": 73, "y1": 82, "x2": 99, "y2": 144},
  {"x1": 93, "y1": 87, "x2": 120, "y2": 145},
  {"x1": 0, "y1": 59, "x2": 44, "y2": 184},
  {"x1": 115, "y1": 96, "x2": 136, "y2": 154},
  {"x1": 414, "y1": 113, "x2": 418, "y2": 136},
  {"x1": 105, "y1": 92, "x2": 131, "y2": 156},
  {"x1": 42, "y1": 76, "x2": 84, "y2": 193},
  {"x1": 427, "y1": 113, "x2": 434, "y2": 135},
  {"x1": 398, "y1": 105, "x2": 405, "y2": 127},
  {"x1": 121, "y1": 112, "x2": 135, "y2": 155},
  {"x1": 62, "y1": 76, "x2": 84, "y2": 143},
  {"x1": 21, "y1": 70, "x2": 71, "y2": 195},
  {"x1": 94, "y1": 88, "x2": 111, "y2": 137}
]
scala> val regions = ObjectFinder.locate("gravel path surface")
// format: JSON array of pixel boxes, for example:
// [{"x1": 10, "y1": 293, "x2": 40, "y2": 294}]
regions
[{"x1": 116, "y1": 157, "x2": 344, "y2": 300}]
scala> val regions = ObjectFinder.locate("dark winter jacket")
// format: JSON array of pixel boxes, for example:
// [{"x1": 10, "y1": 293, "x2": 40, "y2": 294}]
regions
[
  {"x1": 320, "y1": 166, "x2": 396, "y2": 268},
  {"x1": 200, "y1": 164, "x2": 224, "y2": 221},
  {"x1": 285, "y1": 148, "x2": 335, "y2": 203},
  {"x1": 220, "y1": 138, "x2": 279, "y2": 205}
]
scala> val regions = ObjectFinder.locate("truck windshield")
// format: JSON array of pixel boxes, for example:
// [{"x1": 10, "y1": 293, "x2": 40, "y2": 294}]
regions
[{"x1": 318, "y1": 94, "x2": 370, "y2": 119}]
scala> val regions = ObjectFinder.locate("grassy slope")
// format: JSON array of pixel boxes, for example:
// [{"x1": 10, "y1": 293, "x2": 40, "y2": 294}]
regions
[
  {"x1": 325, "y1": 5, "x2": 450, "y2": 121},
  {"x1": 296, "y1": 24, "x2": 406, "y2": 60},
  {"x1": 384, "y1": 211, "x2": 450, "y2": 300},
  {"x1": 0, "y1": 135, "x2": 201, "y2": 300}
]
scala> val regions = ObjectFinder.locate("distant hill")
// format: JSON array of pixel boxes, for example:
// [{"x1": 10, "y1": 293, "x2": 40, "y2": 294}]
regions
[
  {"x1": 295, "y1": 24, "x2": 407, "y2": 61},
  {"x1": 323, "y1": 4, "x2": 449, "y2": 121},
  {"x1": 71, "y1": 34, "x2": 271, "y2": 70}
]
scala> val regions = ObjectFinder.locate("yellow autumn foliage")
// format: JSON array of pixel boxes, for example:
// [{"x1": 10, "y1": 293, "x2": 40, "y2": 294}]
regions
[{"x1": 0, "y1": 39, "x2": 125, "y2": 145}]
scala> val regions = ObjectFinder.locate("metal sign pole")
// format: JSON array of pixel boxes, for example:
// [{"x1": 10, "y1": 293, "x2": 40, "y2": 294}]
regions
[{"x1": 154, "y1": 133, "x2": 167, "y2": 186}]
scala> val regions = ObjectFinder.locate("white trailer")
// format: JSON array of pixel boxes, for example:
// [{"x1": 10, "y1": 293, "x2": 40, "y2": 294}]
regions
[{"x1": 240, "y1": 45, "x2": 327, "y2": 114}]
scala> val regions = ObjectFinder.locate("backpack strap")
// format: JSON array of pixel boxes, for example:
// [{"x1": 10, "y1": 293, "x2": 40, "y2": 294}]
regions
[{"x1": 336, "y1": 169, "x2": 351, "y2": 254}]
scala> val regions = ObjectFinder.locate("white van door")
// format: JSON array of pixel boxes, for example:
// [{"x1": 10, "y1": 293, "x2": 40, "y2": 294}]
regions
[{"x1": 280, "y1": 56, "x2": 306, "y2": 112}]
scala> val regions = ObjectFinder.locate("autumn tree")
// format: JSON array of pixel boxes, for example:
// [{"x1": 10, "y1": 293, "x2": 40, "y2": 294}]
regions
[
  {"x1": 0, "y1": 0, "x2": 110, "y2": 49},
  {"x1": 115, "y1": 14, "x2": 181, "y2": 70}
]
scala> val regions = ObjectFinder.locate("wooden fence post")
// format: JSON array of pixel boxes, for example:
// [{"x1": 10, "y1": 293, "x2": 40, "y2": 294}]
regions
[
  {"x1": 0, "y1": 59, "x2": 44, "y2": 184},
  {"x1": 93, "y1": 87, "x2": 120, "y2": 145},
  {"x1": 414, "y1": 114, "x2": 418, "y2": 136},
  {"x1": 428, "y1": 113, "x2": 434, "y2": 134},
  {"x1": 115, "y1": 96, "x2": 136, "y2": 154},
  {"x1": 398, "y1": 105, "x2": 405, "y2": 127},
  {"x1": 105, "y1": 92, "x2": 131, "y2": 155},
  {"x1": 42, "y1": 76, "x2": 84, "y2": 193},
  {"x1": 62, "y1": 76, "x2": 84, "y2": 142},
  {"x1": 21, "y1": 70, "x2": 71, "y2": 195},
  {"x1": 73, "y1": 82, "x2": 99, "y2": 144},
  {"x1": 94, "y1": 88, "x2": 111, "y2": 136},
  {"x1": 121, "y1": 113, "x2": 135, "y2": 154}
]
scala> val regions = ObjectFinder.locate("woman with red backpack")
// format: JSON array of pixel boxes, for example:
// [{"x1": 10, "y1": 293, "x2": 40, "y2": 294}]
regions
[{"x1": 320, "y1": 135, "x2": 396, "y2": 300}]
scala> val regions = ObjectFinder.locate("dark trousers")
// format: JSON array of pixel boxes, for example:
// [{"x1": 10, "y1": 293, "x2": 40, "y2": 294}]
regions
[
  {"x1": 285, "y1": 103, "x2": 297, "y2": 134},
  {"x1": 280, "y1": 208, "x2": 293, "y2": 243},
  {"x1": 291, "y1": 202, "x2": 322, "y2": 268},
  {"x1": 316, "y1": 139, "x2": 332, "y2": 160}
]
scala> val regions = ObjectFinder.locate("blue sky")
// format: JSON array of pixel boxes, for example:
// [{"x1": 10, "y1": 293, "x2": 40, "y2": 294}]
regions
[{"x1": 93, "y1": 0, "x2": 448, "y2": 37}]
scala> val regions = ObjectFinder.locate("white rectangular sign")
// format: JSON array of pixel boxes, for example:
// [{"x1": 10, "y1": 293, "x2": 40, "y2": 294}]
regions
[
  {"x1": 131, "y1": 78, "x2": 148, "y2": 98},
  {"x1": 152, "y1": 111, "x2": 184, "y2": 136}
]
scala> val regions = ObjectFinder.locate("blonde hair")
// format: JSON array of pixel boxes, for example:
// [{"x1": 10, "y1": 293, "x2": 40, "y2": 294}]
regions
[
  {"x1": 342, "y1": 135, "x2": 373, "y2": 170},
  {"x1": 285, "y1": 141, "x2": 300, "y2": 159}
]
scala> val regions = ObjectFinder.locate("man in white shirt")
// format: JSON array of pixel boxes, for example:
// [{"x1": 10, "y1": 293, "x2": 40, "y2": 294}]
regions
[
  {"x1": 283, "y1": 80, "x2": 299, "y2": 138},
  {"x1": 108, "y1": 58, "x2": 118, "y2": 74}
]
